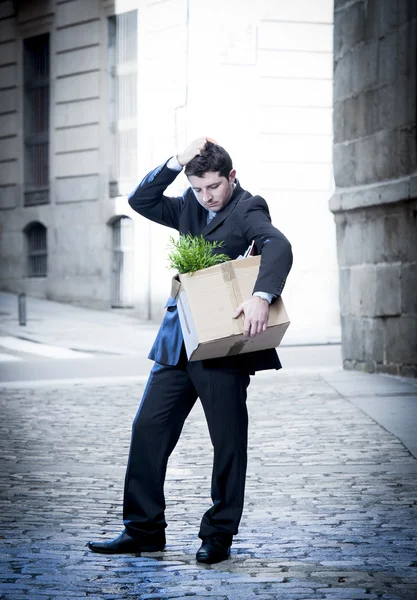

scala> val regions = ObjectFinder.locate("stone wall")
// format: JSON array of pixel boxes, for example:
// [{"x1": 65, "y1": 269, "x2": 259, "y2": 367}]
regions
[{"x1": 331, "y1": 0, "x2": 417, "y2": 376}]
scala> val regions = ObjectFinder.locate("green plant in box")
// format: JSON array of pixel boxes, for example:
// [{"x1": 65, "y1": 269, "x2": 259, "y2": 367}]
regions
[{"x1": 167, "y1": 234, "x2": 230, "y2": 274}]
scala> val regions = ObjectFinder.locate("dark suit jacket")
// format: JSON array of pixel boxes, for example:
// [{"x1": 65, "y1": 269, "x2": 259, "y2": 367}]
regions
[{"x1": 128, "y1": 159, "x2": 293, "y2": 373}]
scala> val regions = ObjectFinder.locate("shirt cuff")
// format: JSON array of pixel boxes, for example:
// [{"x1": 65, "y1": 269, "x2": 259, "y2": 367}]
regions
[
  {"x1": 167, "y1": 156, "x2": 183, "y2": 171},
  {"x1": 253, "y1": 291, "x2": 274, "y2": 304}
]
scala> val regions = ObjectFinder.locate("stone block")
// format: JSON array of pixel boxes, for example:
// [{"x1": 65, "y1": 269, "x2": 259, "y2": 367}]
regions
[
  {"x1": 142, "y1": 24, "x2": 187, "y2": 60},
  {"x1": 55, "y1": 150, "x2": 100, "y2": 177},
  {"x1": 398, "y1": 19, "x2": 417, "y2": 76},
  {"x1": 374, "y1": 263, "x2": 401, "y2": 316},
  {"x1": 0, "y1": 185, "x2": 18, "y2": 209},
  {"x1": 259, "y1": 133, "x2": 331, "y2": 164},
  {"x1": 351, "y1": 127, "x2": 415, "y2": 184},
  {"x1": 0, "y1": 88, "x2": 17, "y2": 114},
  {"x1": 338, "y1": 94, "x2": 367, "y2": 141},
  {"x1": 0, "y1": 64, "x2": 16, "y2": 88},
  {"x1": 334, "y1": 0, "x2": 351, "y2": 10},
  {"x1": 364, "y1": 0, "x2": 383, "y2": 41},
  {"x1": 261, "y1": 77, "x2": 332, "y2": 107},
  {"x1": 410, "y1": 174, "x2": 417, "y2": 197},
  {"x1": 338, "y1": 267, "x2": 351, "y2": 315},
  {"x1": 398, "y1": 0, "x2": 417, "y2": 26},
  {"x1": 363, "y1": 88, "x2": 380, "y2": 135},
  {"x1": 17, "y1": 0, "x2": 53, "y2": 23},
  {"x1": 374, "y1": 76, "x2": 416, "y2": 131},
  {"x1": 401, "y1": 263, "x2": 417, "y2": 314},
  {"x1": 55, "y1": 175, "x2": 99, "y2": 203},
  {"x1": 378, "y1": 0, "x2": 400, "y2": 38},
  {"x1": 392, "y1": 71, "x2": 417, "y2": 127},
  {"x1": 350, "y1": 265, "x2": 377, "y2": 316},
  {"x1": 351, "y1": 40, "x2": 378, "y2": 96},
  {"x1": 384, "y1": 210, "x2": 417, "y2": 263},
  {"x1": 54, "y1": 222, "x2": 105, "y2": 255},
  {"x1": 333, "y1": 141, "x2": 356, "y2": 187},
  {"x1": 55, "y1": 72, "x2": 99, "y2": 103},
  {"x1": 373, "y1": 83, "x2": 395, "y2": 131},
  {"x1": 362, "y1": 214, "x2": 386, "y2": 263},
  {"x1": 341, "y1": 314, "x2": 365, "y2": 361},
  {"x1": 55, "y1": 124, "x2": 99, "y2": 153},
  {"x1": 334, "y1": 215, "x2": 364, "y2": 266},
  {"x1": 55, "y1": 197, "x2": 100, "y2": 228},
  {"x1": 334, "y1": 0, "x2": 365, "y2": 59},
  {"x1": 55, "y1": 99, "x2": 100, "y2": 128},
  {"x1": 0, "y1": 160, "x2": 17, "y2": 185},
  {"x1": 144, "y1": 0, "x2": 187, "y2": 32},
  {"x1": 0, "y1": 231, "x2": 23, "y2": 278},
  {"x1": 0, "y1": 135, "x2": 17, "y2": 160},
  {"x1": 0, "y1": 40, "x2": 16, "y2": 65},
  {"x1": 258, "y1": 49, "x2": 332, "y2": 80},
  {"x1": 396, "y1": 125, "x2": 417, "y2": 177},
  {"x1": 56, "y1": 0, "x2": 100, "y2": 28},
  {"x1": 373, "y1": 130, "x2": 400, "y2": 181},
  {"x1": 261, "y1": 0, "x2": 333, "y2": 23},
  {"x1": 259, "y1": 21, "x2": 333, "y2": 52},
  {"x1": 352, "y1": 135, "x2": 376, "y2": 185},
  {"x1": 56, "y1": 20, "x2": 100, "y2": 52},
  {"x1": 333, "y1": 101, "x2": 344, "y2": 143},
  {"x1": 401, "y1": 365, "x2": 417, "y2": 377},
  {"x1": 377, "y1": 362, "x2": 401, "y2": 375},
  {"x1": 258, "y1": 161, "x2": 332, "y2": 191},
  {"x1": 0, "y1": 1, "x2": 13, "y2": 19},
  {"x1": 333, "y1": 53, "x2": 352, "y2": 102},
  {"x1": 363, "y1": 317, "x2": 385, "y2": 363},
  {"x1": 260, "y1": 106, "x2": 332, "y2": 136},
  {"x1": 0, "y1": 17, "x2": 15, "y2": 43},
  {"x1": 56, "y1": 46, "x2": 100, "y2": 77},
  {"x1": 385, "y1": 315, "x2": 417, "y2": 364},
  {"x1": 377, "y1": 31, "x2": 398, "y2": 86}
]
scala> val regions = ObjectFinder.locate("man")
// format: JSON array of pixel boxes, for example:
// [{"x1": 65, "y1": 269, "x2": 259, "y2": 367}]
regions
[{"x1": 88, "y1": 138, "x2": 292, "y2": 564}]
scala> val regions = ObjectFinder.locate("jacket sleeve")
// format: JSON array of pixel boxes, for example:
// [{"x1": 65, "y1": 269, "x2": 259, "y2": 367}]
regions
[
  {"x1": 236, "y1": 196, "x2": 293, "y2": 297},
  {"x1": 128, "y1": 159, "x2": 184, "y2": 230}
]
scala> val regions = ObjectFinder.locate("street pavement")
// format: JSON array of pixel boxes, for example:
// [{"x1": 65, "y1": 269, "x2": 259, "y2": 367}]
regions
[
  {"x1": 0, "y1": 291, "x2": 342, "y2": 362},
  {"x1": 1, "y1": 292, "x2": 417, "y2": 600}
]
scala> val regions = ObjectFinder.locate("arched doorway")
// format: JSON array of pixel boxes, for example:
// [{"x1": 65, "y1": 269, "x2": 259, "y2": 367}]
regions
[{"x1": 111, "y1": 216, "x2": 134, "y2": 308}]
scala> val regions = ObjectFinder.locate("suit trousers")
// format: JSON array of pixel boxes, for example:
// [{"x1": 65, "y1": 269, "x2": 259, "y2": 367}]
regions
[{"x1": 122, "y1": 352, "x2": 251, "y2": 541}]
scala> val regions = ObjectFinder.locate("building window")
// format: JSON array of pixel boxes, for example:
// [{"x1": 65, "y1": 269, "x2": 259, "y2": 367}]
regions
[
  {"x1": 108, "y1": 11, "x2": 138, "y2": 197},
  {"x1": 25, "y1": 222, "x2": 47, "y2": 277},
  {"x1": 23, "y1": 33, "x2": 50, "y2": 206}
]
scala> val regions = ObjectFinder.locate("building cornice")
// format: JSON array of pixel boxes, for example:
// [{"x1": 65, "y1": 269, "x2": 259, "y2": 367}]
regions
[{"x1": 329, "y1": 173, "x2": 417, "y2": 213}]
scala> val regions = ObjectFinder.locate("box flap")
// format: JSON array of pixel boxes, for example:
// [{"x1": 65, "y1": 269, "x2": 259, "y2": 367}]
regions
[{"x1": 170, "y1": 275, "x2": 181, "y2": 299}]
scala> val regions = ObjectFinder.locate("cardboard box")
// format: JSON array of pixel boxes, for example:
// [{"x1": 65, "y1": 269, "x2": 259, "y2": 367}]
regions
[{"x1": 171, "y1": 255, "x2": 290, "y2": 361}]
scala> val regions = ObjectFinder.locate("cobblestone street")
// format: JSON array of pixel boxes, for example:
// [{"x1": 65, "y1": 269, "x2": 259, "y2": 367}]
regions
[{"x1": 1, "y1": 370, "x2": 417, "y2": 600}]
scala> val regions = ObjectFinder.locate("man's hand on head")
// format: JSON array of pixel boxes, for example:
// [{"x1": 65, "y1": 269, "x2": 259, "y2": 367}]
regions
[
  {"x1": 233, "y1": 296, "x2": 270, "y2": 339},
  {"x1": 177, "y1": 137, "x2": 217, "y2": 167}
]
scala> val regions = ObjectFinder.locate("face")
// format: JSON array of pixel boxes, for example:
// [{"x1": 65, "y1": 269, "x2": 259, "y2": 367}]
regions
[{"x1": 188, "y1": 169, "x2": 236, "y2": 212}]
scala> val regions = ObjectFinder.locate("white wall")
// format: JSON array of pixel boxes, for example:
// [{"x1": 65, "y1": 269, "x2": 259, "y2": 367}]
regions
[{"x1": 140, "y1": 0, "x2": 339, "y2": 341}]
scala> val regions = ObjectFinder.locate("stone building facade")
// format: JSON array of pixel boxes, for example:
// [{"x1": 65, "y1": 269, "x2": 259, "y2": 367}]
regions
[
  {"x1": 0, "y1": 0, "x2": 337, "y2": 342},
  {"x1": 331, "y1": 0, "x2": 417, "y2": 376}
]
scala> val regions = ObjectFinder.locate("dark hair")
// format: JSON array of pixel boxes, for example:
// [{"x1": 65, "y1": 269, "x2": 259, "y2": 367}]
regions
[{"x1": 185, "y1": 141, "x2": 233, "y2": 179}]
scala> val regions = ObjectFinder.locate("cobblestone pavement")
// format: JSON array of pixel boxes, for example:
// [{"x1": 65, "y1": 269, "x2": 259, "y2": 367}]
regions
[{"x1": 1, "y1": 371, "x2": 417, "y2": 600}]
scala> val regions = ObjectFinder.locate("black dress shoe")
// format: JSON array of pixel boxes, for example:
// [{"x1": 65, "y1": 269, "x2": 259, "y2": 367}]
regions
[
  {"x1": 87, "y1": 530, "x2": 165, "y2": 554},
  {"x1": 196, "y1": 535, "x2": 231, "y2": 564}
]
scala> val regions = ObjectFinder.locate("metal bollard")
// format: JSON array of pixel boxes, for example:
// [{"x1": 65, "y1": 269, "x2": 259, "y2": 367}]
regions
[{"x1": 18, "y1": 293, "x2": 26, "y2": 326}]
